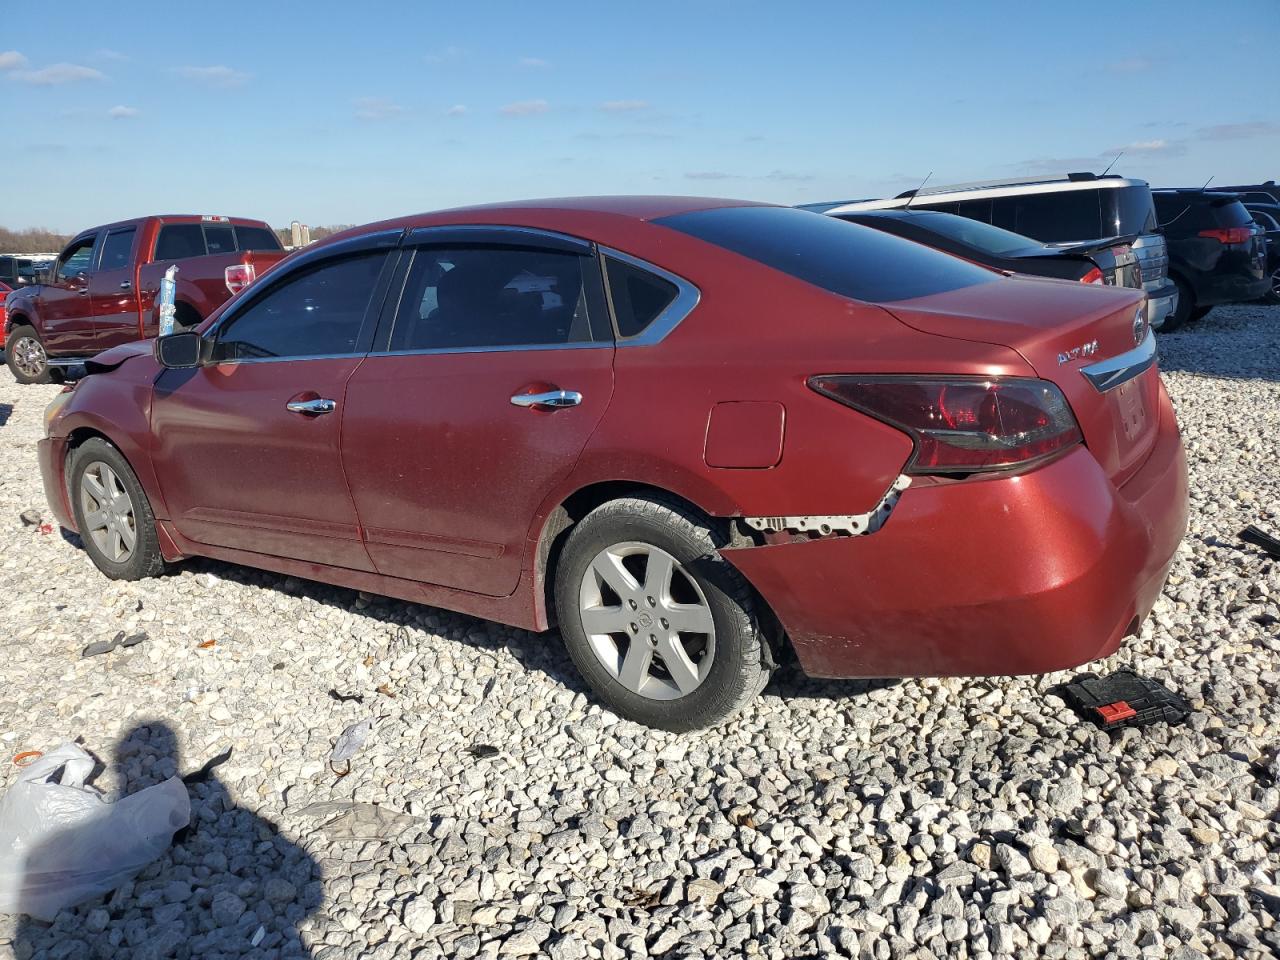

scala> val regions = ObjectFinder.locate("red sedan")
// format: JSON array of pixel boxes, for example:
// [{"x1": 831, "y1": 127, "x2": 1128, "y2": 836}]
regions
[{"x1": 37, "y1": 198, "x2": 1188, "y2": 730}]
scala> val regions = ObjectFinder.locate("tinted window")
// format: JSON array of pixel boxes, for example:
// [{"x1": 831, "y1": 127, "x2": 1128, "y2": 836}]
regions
[
  {"x1": 98, "y1": 228, "x2": 136, "y2": 271},
  {"x1": 1253, "y1": 210, "x2": 1280, "y2": 231},
  {"x1": 57, "y1": 236, "x2": 97, "y2": 280},
  {"x1": 389, "y1": 247, "x2": 591, "y2": 351},
  {"x1": 235, "y1": 225, "x2": 283, "y2": 252},
  {"x1": 203, "y1": 225, "x2": 236, "y2": 254},
  {"x1": 954, "y1": 199, "x2": 992, "y2": 223},
  {"x1": 1107, "y1": 186, "x2": 1157, "y2": 235},
  {"x1": 905, "y1": 212, "x2": 1039, "y2": 256},
  {"x1": 217, "y1": 253, "x2": 386, "y2": 360},
  {"x1": 605, "y1": 257, "x2": 678, "y2": 337},
  {"x1": 154, "y1": 224, "x2": 207, "y2": 261},
  {"x1": 657, "y1": 206, "x2": 995, "y2": 302},
  {"x1": 990, "y1": 191, "x2": 1103, "y2": 242},
  {"x1": 1212, "y1": 200, "x2": 1254, "y2": 228}
]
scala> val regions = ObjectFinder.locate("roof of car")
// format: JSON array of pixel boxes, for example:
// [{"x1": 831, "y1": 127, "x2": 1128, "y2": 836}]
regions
[
  {"x1": 72, "y1": 214, "x2": 273, "y2": 237},
  {"x1": 412, "y1": 195, "x2": 769, "y2": 223}
]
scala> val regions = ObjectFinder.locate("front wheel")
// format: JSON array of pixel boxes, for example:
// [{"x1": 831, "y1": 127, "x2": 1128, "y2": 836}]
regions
[
  {"x1": 69, "y1": 438, "x2": 166, "y2": 580},
  {"x1": 6, "y1": 326, "x2": 51, "y2": 384},
  {"x1": 554, "y1": 496, "x2": 771, "y2": 731},
  {"x1": 1264, "y1": 267, "x2": 1280, "y2": 305}
]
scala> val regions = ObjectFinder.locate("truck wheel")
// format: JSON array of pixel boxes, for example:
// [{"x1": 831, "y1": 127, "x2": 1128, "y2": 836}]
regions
[
  {"x1": 5, "y1": 326, "x2": 52, "y2": 384},
  {"x1": 69, "y1": 438, "x2": 166, "y2": 580}
]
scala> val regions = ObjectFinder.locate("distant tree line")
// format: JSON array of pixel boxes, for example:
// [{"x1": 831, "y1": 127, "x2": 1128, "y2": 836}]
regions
[{"x1": 1, "y1": 224, "x2": 357, "y2": 256}]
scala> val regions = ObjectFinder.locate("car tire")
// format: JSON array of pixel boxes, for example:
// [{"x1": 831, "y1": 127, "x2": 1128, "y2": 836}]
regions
[
  {"x1": 1187, "y1": 305, "x2": 1213, "y2": 323},
  {"x1": 1263, "y1": 268, "x2": 1280, "y2": 305},
  {"x1": 1163, "y1": 277, "x2": 1193, "y2": 332},
  {"x1": 5, "y1": 325, "x2": 52, "y2": 384},
  {"x1": 69, "y1": 438, "x2": 166, "y2": 581},
  {"x1": 554, "y1": 495, "x2": 772, "y2": 731}
]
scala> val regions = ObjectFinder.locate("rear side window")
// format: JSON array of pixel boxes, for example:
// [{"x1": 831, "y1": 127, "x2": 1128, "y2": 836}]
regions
[
  {"x1": 991, "y1": 191, "x2": 1103, "y2": 242},
  {"x1": 154, "y1": 224, "x2": 207, "y2": 261},
  {"x1": 604, "y1": 257, "x2": 678, "y2": 337},
  {"x1": 216, "y1": 252, "x2": 386, "y2": 360},
  {"x1": 98, "y1": 228, "x2": 136, "y2": 271},
  {"x1": 236, "y1": 225, "x2": 283, "y2": 252},
  {"x1": 203, "y1": 225, "x2": 236, "y2": 254},
  {"x1": 657, "y1": 205, "x2": 994, "y2": 303},
  {"x1": 389, "y1": 247, "x2": 592, "y2": 351},
  {"x1": 1108, "y1": 186, "x2": 1157, "y2": 235}
]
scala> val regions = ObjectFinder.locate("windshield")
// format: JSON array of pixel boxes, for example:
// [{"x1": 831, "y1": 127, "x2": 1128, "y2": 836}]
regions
[
  {"x1": 657, "y1": 205, "x2": 996, "y2": 303},
  {"x1": 903, "y1": 212, "x2": 1041, "y2": 256}
]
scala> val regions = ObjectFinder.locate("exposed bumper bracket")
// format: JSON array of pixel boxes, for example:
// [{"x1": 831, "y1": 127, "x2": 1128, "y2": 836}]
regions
[{"x1": 743, "y1": 475, "x2": 911, "y2": 538}]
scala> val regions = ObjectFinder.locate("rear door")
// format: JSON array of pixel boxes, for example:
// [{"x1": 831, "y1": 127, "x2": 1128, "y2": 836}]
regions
[
  {"x1": 40, "y1": 233, "x2": 100, "y2": 354},
  {"x1": 151, "y1": 240, "x2": 397, "y2": 570},
  {"x1": 89, "y1": 225, "x2": 142, "y2": 349},
  {"x1": 341, "y1": 229, "x2": 615, "y2": 597}
]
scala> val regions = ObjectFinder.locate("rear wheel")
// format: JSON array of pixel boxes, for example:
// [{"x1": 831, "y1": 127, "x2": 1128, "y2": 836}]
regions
[
  {"x1": 1187, "y1": 305, "x2": 1213, "y2": 323},
  {"x1": 6, "y1": 325, "x2": 51, "y2": 384},
  {"x1": 69, "y1": 438, "x2": 166, "y2": 580},
  {"x1": 1264, "y1": 267, "x2": 1280, "y2": 305},
  {"x1": 1164, "y1": 277, "x2": 1193, "y2": 332},
  {"x1": 554, "y1": 496, "x2": 771, "y2": 731}
]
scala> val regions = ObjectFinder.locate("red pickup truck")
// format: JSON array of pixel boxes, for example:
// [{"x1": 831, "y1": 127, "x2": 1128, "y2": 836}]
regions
[{"x1": 4, "y1": 215, "x2": 287, "y2": 383}]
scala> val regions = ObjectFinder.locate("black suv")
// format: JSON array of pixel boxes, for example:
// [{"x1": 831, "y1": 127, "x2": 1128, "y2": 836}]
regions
[
  {"x1": 1245, "y1": 203, "x2": 1280, "y2": 304},
  {"x1": 1215, "y1": 181, "x2": 1280, "y2": 207},
  {"x1": 1153, "y1": 190, "x2": 1269, "y2": 325}
]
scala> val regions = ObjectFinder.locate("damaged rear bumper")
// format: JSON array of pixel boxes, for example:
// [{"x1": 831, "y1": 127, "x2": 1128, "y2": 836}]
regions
[{"x1": 722, "y1": 380, "x2": 1189, "y2": 679}]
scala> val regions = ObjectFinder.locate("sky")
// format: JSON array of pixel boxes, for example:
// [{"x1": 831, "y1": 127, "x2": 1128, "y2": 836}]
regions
[{"x1": 3, "y1": 0, "x2": 1278, "y2": 233}]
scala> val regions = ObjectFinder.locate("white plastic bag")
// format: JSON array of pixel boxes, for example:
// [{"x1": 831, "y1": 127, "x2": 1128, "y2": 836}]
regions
[{"x1": 0, "y1": 743, "x2": 190, "y2": 920}]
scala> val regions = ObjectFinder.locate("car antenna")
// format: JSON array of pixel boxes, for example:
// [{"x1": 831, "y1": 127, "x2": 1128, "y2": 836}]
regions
[
  {"x1": 902, "y1": 171, "x2": 933, "y2": 211},
  {"x1": 1100, "y1": 151, "x2": 1123, "y2": 177},
  {"x1": 1200, "y1": 174, "x2": 1215, "y2": 191}
]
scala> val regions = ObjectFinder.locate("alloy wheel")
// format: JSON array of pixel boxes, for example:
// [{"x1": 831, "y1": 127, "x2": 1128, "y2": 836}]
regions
[
  {"x1": 79, "y1": 461, "x2": 137, "y2": 563},
  {"x1": 1271, "y1": 267, "x2": 1280, "y2": 301},
  {"x1": 11, "y1": 336, "x2": 46, "y2": 380},
  {"x1": 578, "y1": 541, "x2": 716, "y2": 700}
]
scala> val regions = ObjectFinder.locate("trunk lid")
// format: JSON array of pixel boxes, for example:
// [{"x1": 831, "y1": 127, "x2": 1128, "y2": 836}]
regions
[{"x1": 883, "y1": 275, "x2": 1158, "y2": 484}]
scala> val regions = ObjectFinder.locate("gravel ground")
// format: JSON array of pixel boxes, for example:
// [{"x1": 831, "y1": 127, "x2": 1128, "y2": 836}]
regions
[{"x1": 0, "y1": 303, "x2": 1277, "y2": 960}]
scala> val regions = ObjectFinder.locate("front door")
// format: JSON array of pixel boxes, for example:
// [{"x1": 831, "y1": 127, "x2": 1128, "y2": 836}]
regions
[
  {"x1": 89, "y1": 225, "x2": 142, "y2": 350},
  {"x1": 342, "y1": 237, "x2": 615, "y2": 597},
  {"x1": 40, "y1": 233, "x2": 99, "y2": 354},
  {"x1": 150, "y1": 248, "x2": 392, "y2": 570}
]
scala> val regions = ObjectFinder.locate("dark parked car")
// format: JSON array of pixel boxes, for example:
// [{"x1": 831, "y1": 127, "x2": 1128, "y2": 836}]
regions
[
  {"x1": 806, "y1": 173, "x2": 1179, "y2": 330},
  {"x1": 38, "y1": 198, "x2": 1187, "y2": 730},
  {"x1": 1215, "y1": 181, "x2": 1280, "y2": 207},
  {"x1": 830, "y1": 209, "x2": 1142, "y2": 289},
  {"x1": 1244, "y1": 203, "x2": 1280, "y2": 304},
  {"x1": 1152, "y1": 190, "x2": 1269, "y2": 325}
]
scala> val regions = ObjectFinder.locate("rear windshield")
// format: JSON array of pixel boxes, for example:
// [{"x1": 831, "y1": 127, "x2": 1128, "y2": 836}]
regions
[
  {"x1": 154, "y1": 222, "x2": 283, "y2": 262},
  {"x1": 1154, "y1": 194, "x2": 1253, "y2": 231},
  {"x1": 893, "y1": 212, "x2": 1039, "y2": 256},
  {"x1": 656, "y1": 206, "x2": 995, "y2": 302},
  {"x1": 236, "y1": 225, "x2": 284, "y2": 252},
  {"x1": 1106, "y1": 186, "x2": 1157, "y2": 235}
]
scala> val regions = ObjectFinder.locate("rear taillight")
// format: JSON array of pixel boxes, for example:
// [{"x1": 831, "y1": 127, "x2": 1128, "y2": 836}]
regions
[
  {"x1": 225, "y1": 262, "x2": 256, "y2": 295},
  {"x1": 1080, "y1": 266, "x2": 1105, "y2": 285},
  {"x1": 809, "y1": 376, "x2": 1083, "y2": 474},
  {"x1": 1197, "y1": 226, "x2": 1253, "y2": 244}
]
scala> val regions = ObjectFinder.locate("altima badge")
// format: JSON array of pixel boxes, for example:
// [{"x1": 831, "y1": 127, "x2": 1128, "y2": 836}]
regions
[{"x1": 1057, "y1": 340, "x2": 1099, "y2": 365}]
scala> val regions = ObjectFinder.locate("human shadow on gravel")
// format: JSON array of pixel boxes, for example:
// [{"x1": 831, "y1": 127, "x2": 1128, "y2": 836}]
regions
[
  {"x1": 13, "y1": 721, "x2": 322, "y2": 960},
  {"x1": 0, "y1": 403, "x2": 12, "y2": 428}
]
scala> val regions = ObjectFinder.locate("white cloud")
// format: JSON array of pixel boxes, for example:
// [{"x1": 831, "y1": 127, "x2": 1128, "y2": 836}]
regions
[
  {"x1": 518, "y1": 57, "x2": 549, "y2": 68},
  {"x1": 1197, "y1": 121, "x2": 1280, "y2": 141},
  {"x1": 599, "y1": 99, "x2": 649, "y2": 113},
  {"x1": 446, "y1": 104, "x2": 468, "y2": 117},
  {"x1": 354, "y1": 97, "x2": 404, "y2": 120},
  {"x1": 174, "y1": 65, "x2": 249, "y2": 88},
  {"x1": 500, "y1": 99, "x2": 549, "y2": 117},
  {"x1": 107, "y1": 105, "x2": 139, "y2": 120},
  {"x1": 424, "y1": 46, "x2": 465, "y2": 64},
  {"x1": 0, "y1": 51, "x2": 26, "y2": 71},
  {"x1": 14, "y1": 63, "x2": 105, "y2": 85}
]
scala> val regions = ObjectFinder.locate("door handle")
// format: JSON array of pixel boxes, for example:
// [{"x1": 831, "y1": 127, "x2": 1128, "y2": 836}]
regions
[
  {"x1": 119, "y1": 280, "x2": 132, "y2": 291},
  {"x1": 286, "y1": 398, "x2": 337, "y2": 415},
  {"x1": 510, "y1": 389, "x2": 583, "y2": 409}
]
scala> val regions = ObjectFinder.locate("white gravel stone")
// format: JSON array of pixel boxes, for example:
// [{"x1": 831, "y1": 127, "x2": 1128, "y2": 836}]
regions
[{"x1": 0, "y1": 304, "x2": 1278, "y2": 957}]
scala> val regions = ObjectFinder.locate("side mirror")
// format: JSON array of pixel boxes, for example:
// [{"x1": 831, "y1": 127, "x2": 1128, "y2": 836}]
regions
[{"x1": 155, "y1": 331, "x2": 203, "y2": 368}]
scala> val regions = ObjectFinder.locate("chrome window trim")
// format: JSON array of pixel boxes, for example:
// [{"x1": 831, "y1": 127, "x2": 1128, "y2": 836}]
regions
[
  {"x1": 1080, "y1": 328, "x2": 1158, "y2": 393},
  {"x1": 403, "y1": 224, "x2": 592, "y2": 254},
  {"x1": 369, "y1": 341, "x2": 611, "y2": 359},
  {"x1": 206, "y1": 353, "x2": 364, "y2": 367},
  {"x1": 599, "y1": 247, "x2": 701, "y2": 347}
]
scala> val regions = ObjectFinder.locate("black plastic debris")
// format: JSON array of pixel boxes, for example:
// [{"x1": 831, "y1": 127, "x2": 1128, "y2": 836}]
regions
[
  {"x1": 1053, "y1": 670, "x2": 1190, "y2": 730},
  {"x1": 183, "y1": 747, "x2": 233, "y2": 785},
  {"x1": 1240, "y1": 525, "x2": 1280, "y2": 561},
  {"x1": 80, "y1": 631, "x2": 148, "y2": 658},
  {"x1": 466, "y1": 744, "x2": 500, "y2": 759},
  {"x1": 19, "y1": 510, "x2": 41, "y2": 527},
  {"x1": 328, "y1": 689, "x2": 364, "y2": 704}
]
